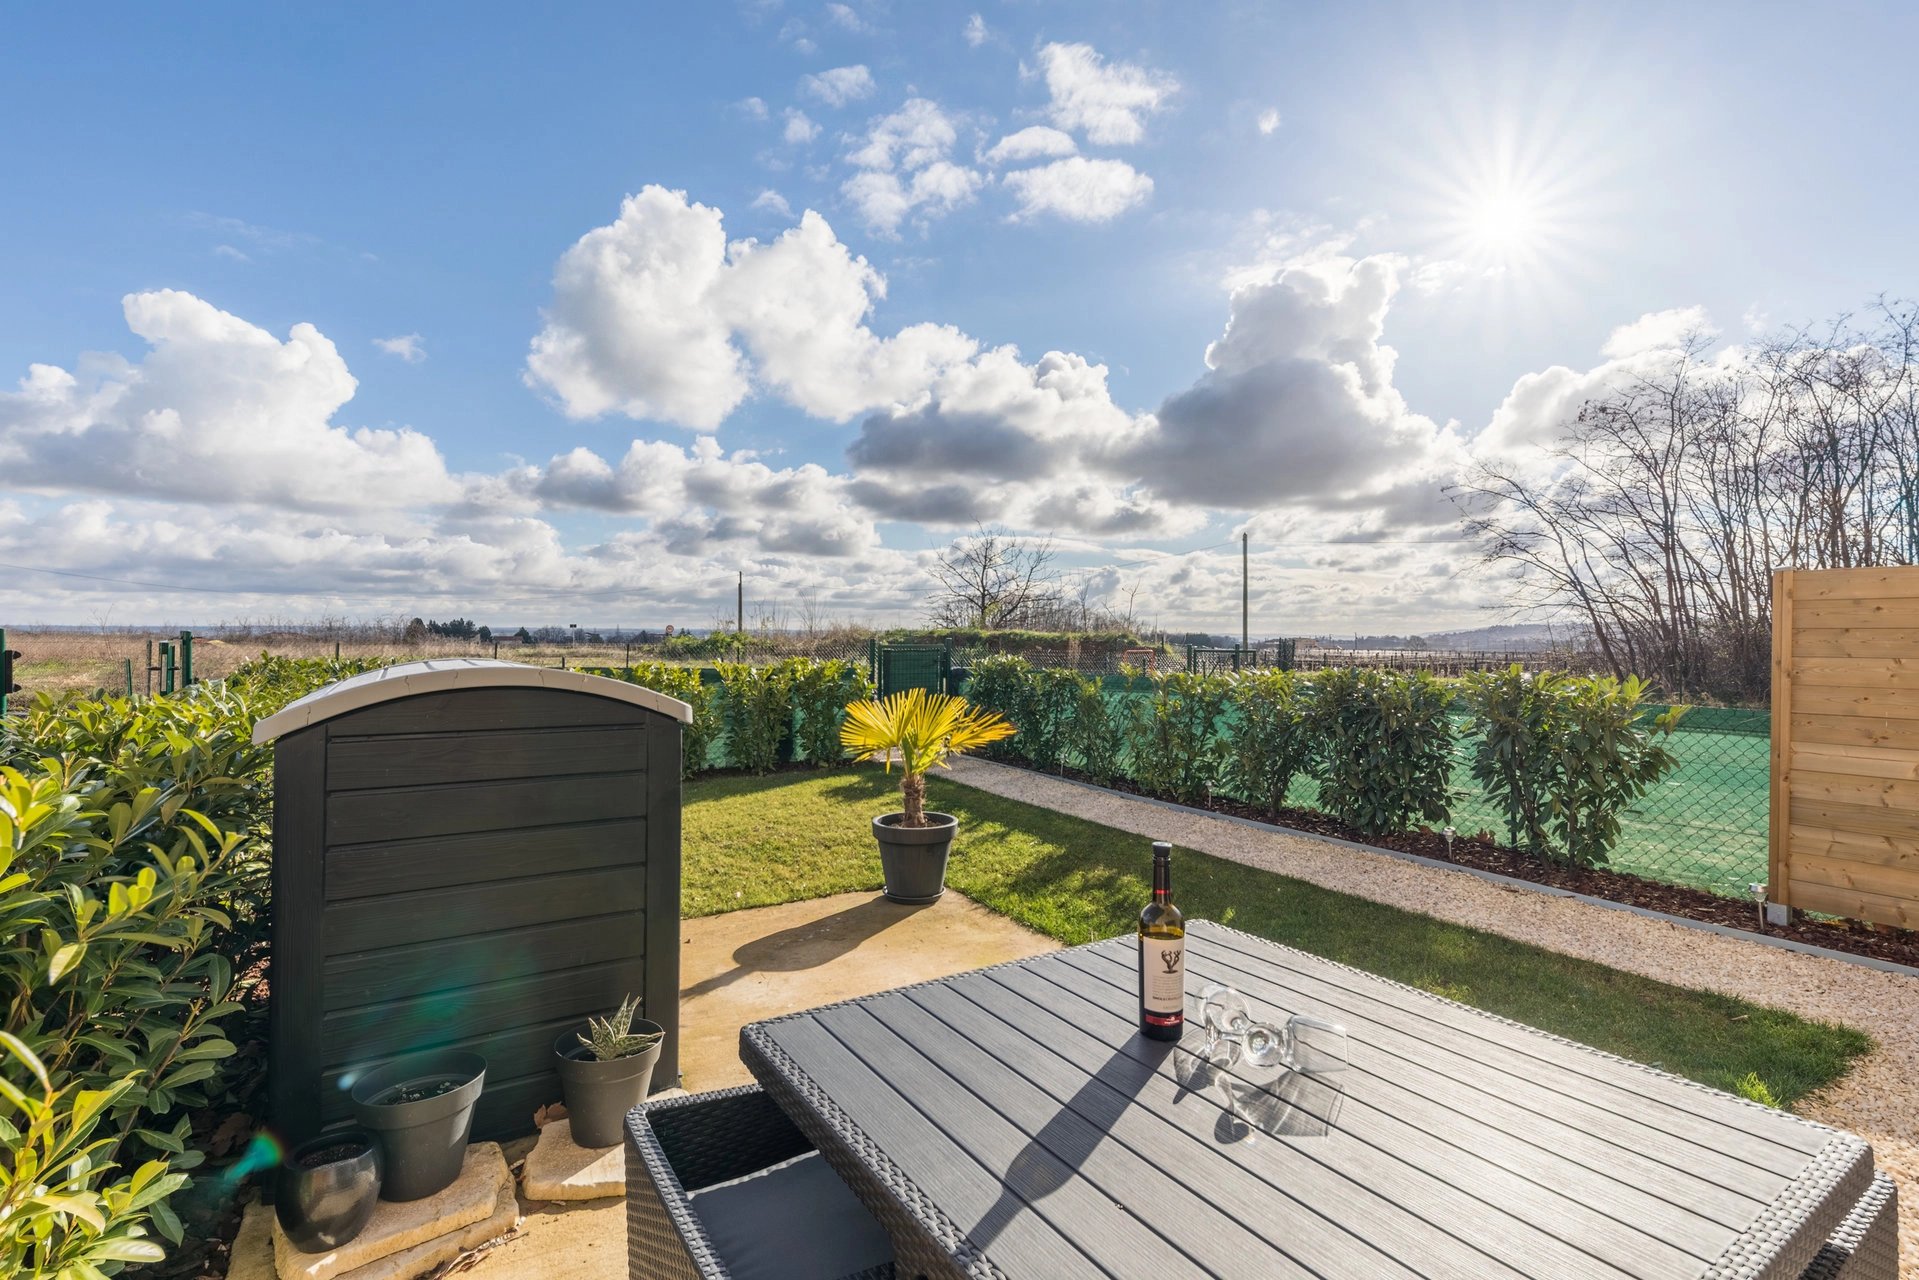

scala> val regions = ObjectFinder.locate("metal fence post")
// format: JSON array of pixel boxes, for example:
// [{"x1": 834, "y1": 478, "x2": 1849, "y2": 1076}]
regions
[
  {"x1": 178, "y1": 630, "x2": 193, "y2": 686},
  {"x1": 124, "y1": 658, "x2": 134, "y2": 698},
  {"x1": 0, "y1": 628, "x2": 17, "y2": 715},
  {"x1": 158, "y1": 641, "x2": 175, "y2": 695}
]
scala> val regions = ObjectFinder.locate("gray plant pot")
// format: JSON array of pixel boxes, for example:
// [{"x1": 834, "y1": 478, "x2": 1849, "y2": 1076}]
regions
[
  {"x1": 349, "y1": 1050, "x2": 486, "y2": 1202},
  {"x1": 275, "y1": 1130, "x2": 382, "y2": 1252},
  {"x1": 873, "y1": 811, "x2": 958, "y2": 904},
  {"x1": 553, "y1": 1021, "x2": 663, "y2": 1148}
]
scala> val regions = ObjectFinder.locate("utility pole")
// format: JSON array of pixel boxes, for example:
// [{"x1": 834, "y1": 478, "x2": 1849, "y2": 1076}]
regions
[
  {"x1": 1241, "y1": 531, "x2": 1250, "y2": 655},
  {"x1": 737, "y1": 571, "x2": 744, "y2": 633}
]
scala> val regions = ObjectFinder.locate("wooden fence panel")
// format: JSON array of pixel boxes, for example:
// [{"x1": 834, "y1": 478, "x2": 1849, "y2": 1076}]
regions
[{"x1": 1773, "y1": 567, "x2": 1919, "y2": 928}]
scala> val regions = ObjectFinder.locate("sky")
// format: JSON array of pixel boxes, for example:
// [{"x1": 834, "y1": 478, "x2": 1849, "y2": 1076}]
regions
[{"x1": 2, "y1": 1, "x2": 1915, "y2": 634}]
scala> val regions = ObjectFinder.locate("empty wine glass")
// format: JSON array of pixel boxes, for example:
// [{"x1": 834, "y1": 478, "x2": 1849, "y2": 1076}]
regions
[
  {"x1": 1198, "y1": 983, "x2": 1288, "y2": 1070},
  {"x1": 1283, "y1": 1014, "x2": 1349, "y2": 1075}
]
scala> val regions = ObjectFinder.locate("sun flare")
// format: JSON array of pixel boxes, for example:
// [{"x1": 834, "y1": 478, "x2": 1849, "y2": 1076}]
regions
[{"x1": 1464, "y1": 188, "x2": 1542, "y2": 256}]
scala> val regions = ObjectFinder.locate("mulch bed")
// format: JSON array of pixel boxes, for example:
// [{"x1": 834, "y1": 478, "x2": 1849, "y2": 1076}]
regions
[{"x1": 993, "y1": 758, "x2": 1919, "y2": 971}]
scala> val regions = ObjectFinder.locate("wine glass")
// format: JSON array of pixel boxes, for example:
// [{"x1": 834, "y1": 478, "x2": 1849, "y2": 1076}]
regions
[
  {"x1": 1283, "y1": 1014, "x2": 1349, "y2": 1075},
  {"x1": 1197, "y1": 983, "x2": 1288, "y2": 1069}
]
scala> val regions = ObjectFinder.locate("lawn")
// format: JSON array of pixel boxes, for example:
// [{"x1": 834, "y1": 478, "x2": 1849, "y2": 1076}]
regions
[{"x1": 684, "y1": 765, "x2": 1870, "y2": 1108}]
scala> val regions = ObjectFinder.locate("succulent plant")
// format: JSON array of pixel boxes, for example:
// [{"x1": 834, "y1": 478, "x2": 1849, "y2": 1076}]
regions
[{"x1": 577, "y1": 994, "x2": 663, "y2": 1062}]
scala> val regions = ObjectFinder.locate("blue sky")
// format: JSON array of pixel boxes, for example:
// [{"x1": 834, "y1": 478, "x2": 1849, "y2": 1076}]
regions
[{"x1": 3, "y1": 1, "x2": 1915, "y2": 631}]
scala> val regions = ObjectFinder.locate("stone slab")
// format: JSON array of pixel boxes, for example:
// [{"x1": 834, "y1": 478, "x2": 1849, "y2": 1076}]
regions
[
  {"x1": 521, "y1": 1119, "x2": 623, "y2": 1201},
  {"x1": 326, "y1": 1160, "x2": 519, "y2": 1280},
  {"x1": 226, "y1": 1199, "x2": 277, "y2": 1280},
  {"x1": 272, "y1": 1142, "x2": 507, "y2": 1280}
]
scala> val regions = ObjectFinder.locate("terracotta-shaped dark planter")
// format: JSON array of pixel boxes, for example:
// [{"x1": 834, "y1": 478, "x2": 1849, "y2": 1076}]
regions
[
  {"x1": 553, "y1": 1021, "x2": 664, "y2": 1148},
  {"x1": 275, "y1": 1130, "x2": 382, "y2": 1252},
  {"x1": 349, "y1": 1050, "x2": 485, "y2": 1202},
  {"x1": 872, "y1": 811, "x2": 958, "y2": 904}
]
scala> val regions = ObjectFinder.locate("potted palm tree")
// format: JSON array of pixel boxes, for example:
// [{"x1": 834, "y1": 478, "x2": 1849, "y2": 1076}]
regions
[{"x1": 841, "y1": 688, "x2": 1014, "y2": 903}]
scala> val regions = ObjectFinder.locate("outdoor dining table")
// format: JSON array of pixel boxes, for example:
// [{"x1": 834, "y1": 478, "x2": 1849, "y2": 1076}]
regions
[{"x1": 738, "y1": 919, "x2": 1897, "y2": 1280}]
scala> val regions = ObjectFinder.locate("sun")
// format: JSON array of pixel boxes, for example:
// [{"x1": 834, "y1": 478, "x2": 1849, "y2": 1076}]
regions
[{"x1": 1464, "y1": 187, "x2": 1543, "y2": 257}]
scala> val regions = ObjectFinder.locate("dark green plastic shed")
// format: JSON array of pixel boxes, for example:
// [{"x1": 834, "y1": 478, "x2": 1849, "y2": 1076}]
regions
[{"x1": 253, "y1": 659, "x2": 689, "y2": 1144}]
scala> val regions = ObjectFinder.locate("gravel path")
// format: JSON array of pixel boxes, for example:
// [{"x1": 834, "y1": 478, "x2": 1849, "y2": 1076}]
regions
[{"x1": 947, "y1": 757, "x2": 1919, "y2": 1274}]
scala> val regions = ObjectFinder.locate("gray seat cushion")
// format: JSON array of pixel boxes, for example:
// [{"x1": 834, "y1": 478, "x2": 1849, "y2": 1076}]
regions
[{"x1": 686, "y1": 1150, "x2": 894, "y2": 1280}]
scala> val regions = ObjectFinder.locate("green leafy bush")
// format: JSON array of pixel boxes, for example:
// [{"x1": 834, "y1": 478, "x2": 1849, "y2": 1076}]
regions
[
  {"x1": 788, "y1": 658, "x2": 874, "y2": 766},
  {"x1": 1308, "y1": 668, "x2": 1454, "y2": 835},
  {"x1": 962, "y1": 656, "x2": 1037, "y2": 762},
  {"x1": 1462, "y1": 665, "x2": 1678, "y2": 867},
  {"x1": 716, "y1": 662, "x2": 797, "y2": 773},
  {"x1": 1221, "y1": 670, "x2": 1316, "y2": 819},
  {"x1": 1021, "y1": 669, "x2": 1089, "y2": 772},
  {"x1": 1125, "y1": 672, "x2": 1229, "y2": 805},
  {"x1": 608, "y1": 663, "x2": 721, "y2": 776},
  {"x1": 1066, "y1": 674, "x2": 1123, "y2": 785}
]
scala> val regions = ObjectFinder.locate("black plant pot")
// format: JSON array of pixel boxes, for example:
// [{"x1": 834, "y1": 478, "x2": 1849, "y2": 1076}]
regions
[
  {"x1": 553, "y1": 1022, "x2": 664, "y2": 1148},
  {"x1": 349, "y1": 1050, "x2": 486, "y2": 1202},
  {"x1": 872, "y1": 812, "x2": 958, "y2": 904},
  {"x1": 275, "y1": 1131, "x2": 382, "y2": 1253}
]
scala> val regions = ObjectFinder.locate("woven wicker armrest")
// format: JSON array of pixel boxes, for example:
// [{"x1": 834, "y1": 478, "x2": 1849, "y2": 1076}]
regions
[
  {"x1": 625, "y1": 1084, "x2": 896, "y2": 1280},
  {"x1": 1799, "y1": 1173, "x2": 1899, "y2": 1280}
]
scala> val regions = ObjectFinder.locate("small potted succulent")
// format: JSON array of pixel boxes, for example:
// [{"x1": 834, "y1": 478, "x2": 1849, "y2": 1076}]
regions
[
  {"x1": 553, "y1": 994, "x2": 665, "y2": 1148},
  {"x1": 349, "y1": 1049, "x2": 486, "y2": 1201},
  {"x1": 276, "y1": 1130, "x2": 382, "y2": 1252},
  {"x1": 840, "y1": 688, "x2": 1013, "y2": 903}
]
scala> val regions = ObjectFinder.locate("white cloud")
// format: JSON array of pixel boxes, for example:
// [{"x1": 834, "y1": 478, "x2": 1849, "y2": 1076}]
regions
[
  {"x1": 373, "y1": 333, "x2": 426, "y2": 363},
  {"x1": 964, "y1": 13, "x2": 988, "y2": 47},
  {"x1": 801, "y1": 64, "x2": 876, "y2": 107},
  {"x1": 213, "y1": 244, "x2": 250, "y2": 263},
  {"x1": 840, "y1": 99, "x2": 983, "y2": 234},
  {"x1": 752, "y1": 189, "x2": 793, "y2": 216},
  {"x1": 783, "y1": 108, "x2": 821, "y2": 144},
  {"x1": 1038, "y1": 42, "x2": 1178, "y2": 145},
  {"x1": 824, "y1": 3, "x2": 868, "y2": 33},
  {"x1": 778, "y1": 18, "x2": 816, "y2": 54},
  {"x1": 0, "y1": 290, "x2": 458, "y2": 512},
  {"x1": 982, "y1": 125, "x2": 1077, "y2": 166},
  {"x1": 1600, "y1": 305, "x2": 1715, "y2": 359},
  {"x1": 737, "y1": 96, "x2": 770, "y2": 120},
  {"x1": 1003, "y1": 157, "x2": 1153, "y2": 223},
  {"x1": 1257, "y1": 108, "x2": 1281, "y2": 135},
  {"x1": 525, "y1": 187, "x2": 750, "y2": 427}
]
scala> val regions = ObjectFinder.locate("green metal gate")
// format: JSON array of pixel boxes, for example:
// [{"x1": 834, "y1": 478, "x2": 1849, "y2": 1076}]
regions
[{"x1": 875, "y1": 644, "x2": 949, "y2": 697}]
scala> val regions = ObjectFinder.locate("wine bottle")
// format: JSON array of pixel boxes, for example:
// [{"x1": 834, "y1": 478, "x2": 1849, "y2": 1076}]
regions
[{"x1": 1138, "y1": 840, "x2": 1186, "y2": 1041}]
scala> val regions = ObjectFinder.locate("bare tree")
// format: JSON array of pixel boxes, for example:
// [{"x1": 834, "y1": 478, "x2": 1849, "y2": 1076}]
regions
[
  {"x1": 1455, "y1": 300, "x2": 1919, "y2": 703},
  {"x1": 926, "y1": 526, "x2": 1059, "y2": 629}
]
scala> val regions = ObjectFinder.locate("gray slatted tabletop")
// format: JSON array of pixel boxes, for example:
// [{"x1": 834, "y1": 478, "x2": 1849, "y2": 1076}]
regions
[{"x1": 739, "y1": 920, "x2": 1881, "y2": 1280}]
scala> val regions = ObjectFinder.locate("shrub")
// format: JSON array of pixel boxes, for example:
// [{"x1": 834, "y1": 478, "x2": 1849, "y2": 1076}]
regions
[
  {"x1": 1221, "y1": 670, "x2": 1316, "y2": 819},
  {"x1": 1022, "y1": 668, "x2": 1088, "y2": 772},
  {"x1": 1125, "y1": 672, "x2": 1229, "y2": 805},
  {"x1": 962, "y1": 656, "x2": 1036, "y2": 762},
  {"x1": 610, "y1": 663, "x2": 721, "y2": 776},
  {"x1": 1463, "y1": 666, "x2": 1678, "y2": 867},
  {"x1": 788, "y1": 658, "x2": 873, "y2": 767},
  {"x1": 1308, "y1": 668, "x2": 1454, "y2": 835},
  {"x1": 1067, "y1": 675, "x2": 1123, "y2": 785},
  {"x1": 716, "y1": 662, "x2": 796, "y2": 773}
]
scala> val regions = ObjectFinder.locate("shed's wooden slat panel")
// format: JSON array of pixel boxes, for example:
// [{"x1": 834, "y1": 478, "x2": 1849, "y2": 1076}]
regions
[
  {"x1": 1787, "y1": 822, "x2": 1919, "y2": 869},
  {"x1": 321, "y1": 957, "x2": 645, "y2": 1063},
  {"x1": 321, "y1": 910, "x2": 642, "y2": 1011},
  {"x1": 1793, "y1": 687, "x2": 1919, "y2": 723},
  {"x1": 1789, "y1": 712, "x2": 1919, "y2": 750},
  {"x1": 1789, "y1": 878, "x2": 1919, "y2": 928},
  {"x1": 1172, "y1": 932, "x2": 1823, "y2": 1165},
  {"x1": 318, "y1": 1013, "x2": 581, "y2": 1099},
  {"x1": 330, "y1": 687, "x2": 642, "y2": 736},
  {"x1": 325, "y1": 724, "x2": 645, "y2": 791},
  {"x1": 1793, "y1": 568, "x2": 1919, "y2": 600},
  {"x1": 1789, "y1": 797, "x2": 1919, "y2": 841},
  {"x1": 1792, "y1": 628, "x2": 1919, "y2": 659},
  {"x1": 326, "y1": 820, "x2": 643, "y2": 901},
  {"x1": 326, "y1": 773, "x2": 646, "y2": 844},
  {"x1": 1792, "y1": 657, "x2": 1919, "y2": 688},
  {"x1": 1788, "y1": 768, "x2": 1919, "y2": 810},
  {"x1": 1785, "y1": 852, "x2": 1919, "y2": 901},
  {"x1": 767, "y1": 1017, "x2": 1105, "y2": 1278},
  {"x1": 951, "y1": 966, "x2": 1717, "y2": 1274},
  {"x1": 1792, "y1": 597, "x2": 1919, "y2": 630},
  {"x1": 325, "y1": 866, "x2": 643, "y2": 952},
  {"x1": 815, "y1": 1002, "x2": 1237, "y2": 1280}
]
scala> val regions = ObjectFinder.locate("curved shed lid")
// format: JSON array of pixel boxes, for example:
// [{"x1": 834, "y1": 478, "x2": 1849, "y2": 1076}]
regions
[{"x1": 250, "y1": 658, "x2": 692, "y2": 744}]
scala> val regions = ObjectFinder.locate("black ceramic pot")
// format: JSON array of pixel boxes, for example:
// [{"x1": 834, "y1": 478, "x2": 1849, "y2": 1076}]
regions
[
  {"x1": 872, "y1": 811, "x2": 958, "y2": 904},
  {"x1": 553, "y1": 1022, "x2": 664, "y2": 1148},
  {"x1": 275, "y1": 1130, "x2": 381, "y2": 1252},
  {"x1": 349, "y1": 1050, "x2": 486, "y2": 1202}
]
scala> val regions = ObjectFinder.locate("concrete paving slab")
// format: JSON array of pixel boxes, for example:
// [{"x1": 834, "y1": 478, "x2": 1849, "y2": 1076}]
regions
[
  {"x1": 273, "y1": 1143, "x2": 507, "y2": 1280},
  {"x1": 678, "y1": 889, "x2": 1059, "y2": 1090},
  {"x1": 521, "y1": 1119, "x2": 623, "y2": 1201}
]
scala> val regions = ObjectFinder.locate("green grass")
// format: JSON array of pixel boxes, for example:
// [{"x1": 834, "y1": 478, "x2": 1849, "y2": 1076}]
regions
[{"x1": 684, "y1": 766, "x2": 1871, "y2": 1108}]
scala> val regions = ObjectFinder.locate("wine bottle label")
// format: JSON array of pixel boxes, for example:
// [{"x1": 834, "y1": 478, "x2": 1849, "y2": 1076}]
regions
[{"x1": 1141, "y1": 935, "x2": 1185, "y2": 1016}]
